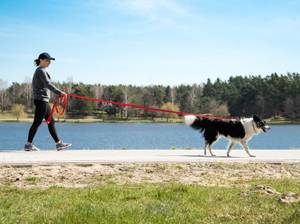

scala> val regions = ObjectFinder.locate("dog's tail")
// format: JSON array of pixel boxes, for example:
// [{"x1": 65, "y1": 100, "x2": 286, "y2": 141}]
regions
[{"x1": 184, "y1": 115, "x2": 206, "y2": 132}]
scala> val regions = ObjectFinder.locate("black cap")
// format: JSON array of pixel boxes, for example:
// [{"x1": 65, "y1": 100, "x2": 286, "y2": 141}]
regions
[{"x1": 38, "y1": 52, "x2": 55, "y2": 60}]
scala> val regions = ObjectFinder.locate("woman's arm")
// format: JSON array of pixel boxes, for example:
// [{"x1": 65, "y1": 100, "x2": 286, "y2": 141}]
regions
[{"x1": 39, "y1": 69, "x2": 65, "y2": 95}]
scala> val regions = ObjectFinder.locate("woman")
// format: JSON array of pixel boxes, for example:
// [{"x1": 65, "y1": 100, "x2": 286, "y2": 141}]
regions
[{"x1": 24, "y1": 52, "x2": 72, "y2": 151}]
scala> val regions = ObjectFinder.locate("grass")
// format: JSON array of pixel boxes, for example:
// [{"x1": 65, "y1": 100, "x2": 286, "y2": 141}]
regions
[
  {"x1": 267, "y1": 116, "x2": 300, "y2": 124},
  {"x1": 0, "y1": 179, "x2": 299, "y2": 224},
  {"x1": 24, "y1": 176, "x2": 41, "y2": 184}
]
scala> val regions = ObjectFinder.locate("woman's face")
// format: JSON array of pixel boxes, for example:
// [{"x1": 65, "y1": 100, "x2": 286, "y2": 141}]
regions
[{"x1": 39, "y1": 59, "x2": 51, "y2": 68}]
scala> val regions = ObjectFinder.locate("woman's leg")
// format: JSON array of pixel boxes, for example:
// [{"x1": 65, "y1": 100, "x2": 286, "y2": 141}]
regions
[
  {"x1": 27, "y1": 100, "x2": 47, "y2": 143},
  {"x1": 44, "y1": 103, "x2": 60, "y2": 143}
]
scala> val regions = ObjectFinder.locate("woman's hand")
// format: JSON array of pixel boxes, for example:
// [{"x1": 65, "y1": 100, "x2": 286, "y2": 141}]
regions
[{"x1": 60, "y1": 91, "x2": 67, "y2": 96}]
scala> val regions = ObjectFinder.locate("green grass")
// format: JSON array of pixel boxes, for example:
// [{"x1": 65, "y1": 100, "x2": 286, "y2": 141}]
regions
[
  {"x1": 0, "y1": 180, "x2": 299, "y2": 224},
  {"x1": 24, "y1": 176, "x2": 41, "y2": 184},
  {"x1": 267, "y1": 116, "x2": 300, "y2": 124}
]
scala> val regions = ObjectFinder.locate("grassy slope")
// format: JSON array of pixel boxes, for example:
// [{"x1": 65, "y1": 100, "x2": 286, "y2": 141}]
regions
[{"x1": 0, "y1": 178, "x2": 299, "y2": 224}]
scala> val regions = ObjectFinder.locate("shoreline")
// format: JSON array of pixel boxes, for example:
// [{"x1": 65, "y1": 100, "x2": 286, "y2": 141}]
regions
[{"x1": 0, "y1": 118, "x2": 299, "y2": 125}]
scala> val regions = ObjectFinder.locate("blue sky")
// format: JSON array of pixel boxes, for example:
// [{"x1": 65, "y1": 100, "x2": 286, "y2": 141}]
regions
[{"x1": 0, "y1": 0, "x2": 299, "y2": 86}]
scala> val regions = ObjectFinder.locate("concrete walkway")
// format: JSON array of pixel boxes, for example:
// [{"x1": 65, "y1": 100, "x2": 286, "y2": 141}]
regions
[{"x1": 0, "y1": 149, "x2": 300, "y2": 165}]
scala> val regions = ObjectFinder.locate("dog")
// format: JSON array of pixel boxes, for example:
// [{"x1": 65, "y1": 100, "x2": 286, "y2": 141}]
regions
[{"x1": 184, "y1": 115, "x2": 270, "y2": 157}]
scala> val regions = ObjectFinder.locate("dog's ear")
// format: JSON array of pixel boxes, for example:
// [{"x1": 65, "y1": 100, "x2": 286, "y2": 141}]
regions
[{"x1": 253, "y1": 114, "x2": 260, "y2": 122}]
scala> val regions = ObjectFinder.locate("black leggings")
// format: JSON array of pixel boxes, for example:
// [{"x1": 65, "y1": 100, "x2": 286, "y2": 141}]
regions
[{"x1": 27, "y1": 100, "x2": 60, "y2": 143}]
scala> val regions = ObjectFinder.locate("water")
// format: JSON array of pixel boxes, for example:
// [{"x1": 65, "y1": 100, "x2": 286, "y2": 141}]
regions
[{"x1": 0, "y1": 123, "x2": 299, "y2": 151}]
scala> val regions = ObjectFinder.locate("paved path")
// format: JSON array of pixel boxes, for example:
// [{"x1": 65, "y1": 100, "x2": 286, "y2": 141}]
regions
[{"x1": 0, "y1": 149, "x2": 300, "y2": 165}]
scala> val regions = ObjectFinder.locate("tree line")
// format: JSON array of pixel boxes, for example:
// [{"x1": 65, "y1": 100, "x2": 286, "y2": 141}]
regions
[{"x1": 0, "y1": 73, "x2": 299, "y2": 119}]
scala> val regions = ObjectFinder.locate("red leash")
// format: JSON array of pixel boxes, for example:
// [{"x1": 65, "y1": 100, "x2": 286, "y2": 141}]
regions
[{"x1": 46, "y1": 93, "x2": 234, "y2": 124}]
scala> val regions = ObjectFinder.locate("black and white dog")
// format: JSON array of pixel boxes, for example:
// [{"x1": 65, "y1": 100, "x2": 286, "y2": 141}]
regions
[{"x1": 184, "y1": 115, "x2": 270, "y2": 157}]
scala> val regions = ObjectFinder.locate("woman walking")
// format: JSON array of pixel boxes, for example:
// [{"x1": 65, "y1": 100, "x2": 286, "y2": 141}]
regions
[{"x1": 24, "y1": 52, "x2": 72, "y2": 151}]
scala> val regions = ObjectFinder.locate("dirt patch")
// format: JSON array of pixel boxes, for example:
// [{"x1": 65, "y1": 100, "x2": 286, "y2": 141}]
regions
[
  {"x1": 279, "y1": 192, "x2": 300, "y2": 204},
  {"x1": 243, "y1": 184, "x2": 300, "y2": 204},
  {"x1": 252, "y1": 185, "x2": 281, "y2": 195},
  {"x1": 0, "y1": 162, "x2": 300, "y2": 189}
]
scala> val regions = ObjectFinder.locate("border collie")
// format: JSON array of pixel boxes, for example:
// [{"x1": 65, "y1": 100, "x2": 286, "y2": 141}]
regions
[{"x1": 184, "y1": 115, "x2": 270, "y2": 157}]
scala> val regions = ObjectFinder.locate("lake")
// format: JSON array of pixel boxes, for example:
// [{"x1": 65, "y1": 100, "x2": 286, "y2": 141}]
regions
[{"x1": 0, "y1": 123, "x2": 299, "y2": 151}]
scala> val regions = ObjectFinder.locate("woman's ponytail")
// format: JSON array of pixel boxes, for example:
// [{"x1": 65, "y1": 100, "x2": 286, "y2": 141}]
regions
[{"x1": 34, "y1": 58, "x2": 40, "y2": 66}]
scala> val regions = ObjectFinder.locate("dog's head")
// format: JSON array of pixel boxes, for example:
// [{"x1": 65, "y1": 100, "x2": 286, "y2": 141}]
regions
[{"x1": 252, "y1": 115, "x2": 270, "y2": 133}]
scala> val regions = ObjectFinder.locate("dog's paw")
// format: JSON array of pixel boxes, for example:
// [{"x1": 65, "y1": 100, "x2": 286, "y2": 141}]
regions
[
  {"x1": 227, "y1": 154, "x2": 231, "y2": 157},
  {"x1": 250, "y1": 155, "x2": 256, "y2": 158},
  {"x1": 211, "y1": 154, "x2": 216, "y2": 157}
]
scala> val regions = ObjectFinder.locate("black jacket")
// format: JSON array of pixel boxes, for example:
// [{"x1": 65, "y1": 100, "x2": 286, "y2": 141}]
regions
[{"x1": 32, "y1": 67, "x2": 64, "y2": 102}]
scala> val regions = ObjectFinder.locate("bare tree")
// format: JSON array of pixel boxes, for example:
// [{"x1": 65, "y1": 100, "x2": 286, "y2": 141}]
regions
[
  {"x1": 0, "y1": 78, "x2": 8, "y2": 112},
  {"x1": 92, "y1": 83, "x2": 104, "y2": 110},
  {"x1": 66, "y1": 76, "x2": 74, "y2": 112},
  {"x1": 122, "y1": 86, "x2": 128, "y2": 118},
  {"x1": 205, "y1": 98, "x2": 230, "y2": 117},
  {"x1": 189, "y1": 84, "x2": 197, "y2": 111},
  {"x1": 66, "y1": 76, "x2": 74, "y2": 93},
  {"x1": 170, "y1": 86, "x2": 176, "y2": 104},
  {"x1": 24, "y1": 77, "x2": 32, "y2": 110},
  {"x1": 11, "y1": 104, "x2": 26, "y2": 121},
  {"x1": 161, "y1": 102, "x2": 179, "y2": 122}
]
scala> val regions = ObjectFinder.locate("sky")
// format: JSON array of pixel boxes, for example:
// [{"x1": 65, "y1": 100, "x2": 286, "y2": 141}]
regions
[{"x1": 0, "y1": 0, "x2": 299, "y2": 86}]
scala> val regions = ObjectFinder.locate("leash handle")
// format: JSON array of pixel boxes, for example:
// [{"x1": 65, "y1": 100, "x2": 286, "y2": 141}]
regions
[
  {"x1": 46, "y1": 93, "x2": 234, "y2": 124},
  {"x1": 46, "y1": 94, "x2": 68, "y2": 124}
]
